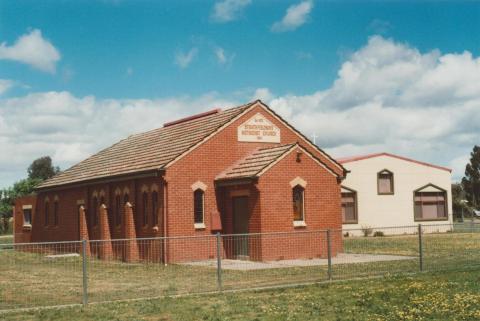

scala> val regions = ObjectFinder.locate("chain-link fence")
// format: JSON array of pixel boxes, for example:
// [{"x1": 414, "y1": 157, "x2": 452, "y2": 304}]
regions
[{"x1": 1, "y1": 223, "x2": 480, "y2": 311}]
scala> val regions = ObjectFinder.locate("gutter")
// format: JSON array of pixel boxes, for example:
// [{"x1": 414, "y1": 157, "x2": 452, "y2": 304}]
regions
[{"x1": 35, "y1": 169, "x2": 165, "y2": 193}]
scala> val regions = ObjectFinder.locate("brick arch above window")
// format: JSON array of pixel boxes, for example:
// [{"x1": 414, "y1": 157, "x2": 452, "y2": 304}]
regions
[
  {"x1": 140, "y1": 184, "x2": 149, "y2": 194},
  {"x1": 151, "y1": 183, "x2": 159, "y2": 193},
  {"x1": 191, "y1": 181, "x2": 207, "y2": 192},
  {"x1": 289, "y1": 177, "x2": 307, "y2": 188},
  {"x1": 114, "y1": 187, "x2": 121, "y2": 196}
]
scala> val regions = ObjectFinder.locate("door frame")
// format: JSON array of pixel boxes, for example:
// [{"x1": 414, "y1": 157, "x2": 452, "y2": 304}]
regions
[{"x1": 232, "y1": 195, "x2": 250, "y2": 259}]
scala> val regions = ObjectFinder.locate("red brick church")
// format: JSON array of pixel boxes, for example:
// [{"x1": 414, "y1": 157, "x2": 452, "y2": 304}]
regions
[{"x1": 14, "y1": 100, "x2": 346, "y2": 262}]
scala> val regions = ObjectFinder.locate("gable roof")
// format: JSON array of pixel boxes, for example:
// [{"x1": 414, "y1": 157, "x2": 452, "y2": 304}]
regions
[
  {"x1": 216, "y1": 144, "x2": 296, "y2": 181},
  {"x1": 216, "y1": 143, "x2": 339, "y2": 183},
  {"x1": 37, "y1": 102, "x2": 255, "y2": 189},
  {"x1": 337, "y1": 152, "x2": 452, "y2": 173},
  {"x1": 38, "y1": 100, "x2": 346, "y2": 190}
]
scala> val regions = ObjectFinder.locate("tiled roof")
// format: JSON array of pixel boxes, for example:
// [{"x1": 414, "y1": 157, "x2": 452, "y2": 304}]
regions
[
  {"x1": 38, "y1": 102, "x2": 255, "y2": 189},
  {"x1": 216, "y1": 144, "x2": 296, "y2": 181},
  {"x1": 337, "y1": 152, "x2": 452, "y2": 173}
]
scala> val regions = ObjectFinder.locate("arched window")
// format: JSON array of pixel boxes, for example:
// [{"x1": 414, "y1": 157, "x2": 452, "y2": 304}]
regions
[
  {"x1": 92, "y1": 197, "x2": 98, "y2": 227},
  {"x1": 142, "y1": 192, "x2": 148, "y2": 226},
  {"x1": 292, "y1": 185, "x2": 305, "y2": 222},
  {"x1": 44, "y1": 201, "x2": 49, "y2": 227},
  {"x1": 414, "y1": 184, "x2": 448, "y2": 221},
  {"x1": 53, "y1": 201, "x2": 59, "y2": 226},
  {"x1": 377, "y1": 169, "x2": 394, "y2": 195},
  {"x1": 193, "y1": 189, "x2": 204, "y2": 225},
  {"x1": 115, "y1": 194, "x2": 121, "y2": 226},
  {"x1": 152, "y1": 191, "x2": 159, "y2": 226},
  {"x1": 341, "y1": 187, "x2": 358, "y2": 224},
  {"x1": 124, "y1": 193, "x2": 129, "y2": 204}
]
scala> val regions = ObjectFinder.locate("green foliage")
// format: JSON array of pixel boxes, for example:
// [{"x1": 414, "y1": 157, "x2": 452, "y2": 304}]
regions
[
  {"x1": 0, "y1": 177, "x2": 42, "y2": 222},
  {"x1": 361, "y1": 226, "x2": 373, "y2": 237},
  {"x1": 27, "y1": 156, "x2": 60, "y2": 180},
  {"x1": 461, "y1": 145, "x2": 480, "y2": 210},
  {"x1": 0, "y1": 156, "x2": 59, "y2": 231},
  {"x1": 452, "y1": 183, "x2": 471, "y2": 220},
  {"x1": 373, "y1": 231, "x2": 385, "y2": 237}
]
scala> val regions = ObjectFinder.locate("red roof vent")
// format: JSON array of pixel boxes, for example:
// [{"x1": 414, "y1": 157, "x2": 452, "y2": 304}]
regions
[{"x1": 163, "y1": 108, "x2": 221, "y2": 127}]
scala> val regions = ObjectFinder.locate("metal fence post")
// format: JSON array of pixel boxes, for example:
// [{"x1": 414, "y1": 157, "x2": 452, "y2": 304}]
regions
[
  {"x1": 216, "y1": 232, "x2": 222, "y2": 291},
  {"x1": 327, "y1": 230, "x2": 332, "y2": 280},
  {"x1": 418, "y1": 224, "x2": 423, "y2": 272},
  {"x1": 82, "y1": 239, "x2": 88, "y2": 306}
]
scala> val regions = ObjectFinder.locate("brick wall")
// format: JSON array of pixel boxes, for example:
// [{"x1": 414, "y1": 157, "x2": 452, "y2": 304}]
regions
[
  {"x1": 164, "y1": 104, "x2": 344, "y2": 261},
  {"x1": 13, "y1": 194, "x2": 37, "y2": 243},
  {"x1": 16, "y1": 103, "x2": 344, "y2": 263}
]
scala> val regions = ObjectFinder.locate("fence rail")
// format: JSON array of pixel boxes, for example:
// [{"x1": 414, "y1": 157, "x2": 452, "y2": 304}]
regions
[{"x1": 1, "y1": 222, "x2": 480, "y2": 311}]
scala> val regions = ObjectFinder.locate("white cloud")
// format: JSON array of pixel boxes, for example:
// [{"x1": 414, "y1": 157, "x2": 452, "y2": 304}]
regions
[
  {"x1": 211, "y1": 0, "x2": 251, "y2": 23},
  {"x1": 0, "y1": 29, "x2": 61, "y2": 73},
  {"x1": 0, "y1": 91, "x2": 238, "y2": 188},
  {"x1": 174, "y1": 48, "x2": 198, "y2": 69},
  {"x1": 271, "y1": 0, "x2": 314, "y2": 32},
  {"x1": 262, "y1": 36, "x2": 480, "y2": 181},
  {"x1": 0, "y1": 79, "x2": 14, "y2": 95},
  {"x1": 214, "y1": 47, "x2": 235, "y2": 66},
  {"x1": 2, "y1": 36, "x2": 479, "y2": 188},
  {"x1": 251, "y1": 88, "x2": 274, "y2": 102}
]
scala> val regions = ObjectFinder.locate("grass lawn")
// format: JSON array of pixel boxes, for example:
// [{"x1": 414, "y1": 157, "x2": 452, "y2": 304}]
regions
[
  {"x1": 1, "y1": 231, "x2": 480, "y2": 311},
  {"x1": 0, "y1": 235, "x2": 12, "y2": 244},
  {"x1": 2, "y1": 270, "x2": 480, "y2": 321}
]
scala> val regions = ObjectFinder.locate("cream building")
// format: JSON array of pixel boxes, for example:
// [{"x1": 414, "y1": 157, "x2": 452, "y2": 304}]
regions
[{"x1": 338, "y1": 153, "x2": 453, "y2": 235}]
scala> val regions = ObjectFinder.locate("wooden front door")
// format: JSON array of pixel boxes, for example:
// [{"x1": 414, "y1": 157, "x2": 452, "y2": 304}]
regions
[{"x1": 232, "y1": 196, "x2": 249, "y2": 258}]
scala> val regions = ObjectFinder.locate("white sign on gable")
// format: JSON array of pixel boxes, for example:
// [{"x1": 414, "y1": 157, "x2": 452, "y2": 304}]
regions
[{"x1": 237, "y1": 113, "x2": 281, "y2": 143}]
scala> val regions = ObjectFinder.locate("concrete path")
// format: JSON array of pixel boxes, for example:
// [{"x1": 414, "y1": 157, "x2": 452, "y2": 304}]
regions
[{"x1": 184, "y1": 253, "x2": 416, "y2": 271}]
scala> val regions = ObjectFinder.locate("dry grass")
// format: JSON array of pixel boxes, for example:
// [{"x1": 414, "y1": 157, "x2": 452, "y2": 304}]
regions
[
  {"x1": 3, "y1": 270, "x2": 480, "y2": 321},
  {"x1": 1, "y1": 232, "x2": 480, "y2": 311}
]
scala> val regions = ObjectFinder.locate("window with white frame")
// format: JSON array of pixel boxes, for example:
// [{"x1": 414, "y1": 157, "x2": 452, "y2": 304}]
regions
[
  {"x1": 193, "y1": 189, "x2": 204, "y2": 226},
  {"x1": 23, "y1": 207, "x2": 32, "y2": 226},
  {"x1": 292, "y1": 185, "x2": 305, "y2": 222}
]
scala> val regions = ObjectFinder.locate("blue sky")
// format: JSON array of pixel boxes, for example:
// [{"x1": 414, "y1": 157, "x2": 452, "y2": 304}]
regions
[
  {"x1": 2, "y1": 1, "x2": 478, "y2": 98},
  {"x1": 0, "y1": 0, "x2": 479, "y2": 188}
]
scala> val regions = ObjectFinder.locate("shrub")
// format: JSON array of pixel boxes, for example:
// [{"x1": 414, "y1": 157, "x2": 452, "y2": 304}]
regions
[
  {"x1": 343, "y1": 232, "x2": 350, "y2": 237},
  {"x1": 361, "y1": 226, "x2": 373, "y2": 237},
  {"x1": 0, "y1": 217, "x2": 13, "y2": 235},
  {"x1": 373, "y1": 231, "x2": 385, "y2": 237}
]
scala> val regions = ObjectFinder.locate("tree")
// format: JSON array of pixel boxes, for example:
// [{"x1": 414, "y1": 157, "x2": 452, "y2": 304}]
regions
[
  {"x1": 27, "y1": 156, "x2": 60, "y2": 181},
  {"x1": 0, "y1": 178, "x2": 42, "y2": 214},
  {"x1": 452, "y1": 183, "x2": 471, "y2": 220},
  {"x1": 461, "y1": 145, "x2": 480, "y2": 210},
  {"x1": 0, "y1": 156, "x2": 60, "y2": 233}
]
